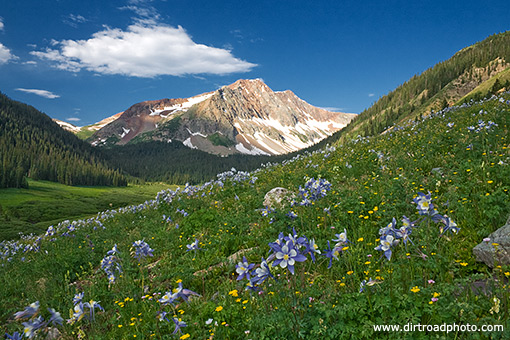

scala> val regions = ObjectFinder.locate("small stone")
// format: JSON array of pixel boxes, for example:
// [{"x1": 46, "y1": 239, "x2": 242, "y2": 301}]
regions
[
  {"x1": 263, "y1": 187, "x2": 296, "y2": 210},
  {"x1": 473, "y1": 216, "x2": 510, "y2": 268}
]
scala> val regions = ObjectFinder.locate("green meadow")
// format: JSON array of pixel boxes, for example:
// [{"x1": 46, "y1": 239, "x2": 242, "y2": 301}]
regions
[
  {"x1": 0, "y1": 180, "x2": 173, "y2": 240},
  {"x1": 1, "y1": 95, "x2": 510, "y2": 339}
]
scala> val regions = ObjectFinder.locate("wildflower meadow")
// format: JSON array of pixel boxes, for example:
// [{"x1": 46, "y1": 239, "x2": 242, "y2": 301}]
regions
[{"x1": 1, "y1": 94, "x2": 510, "y2": 338}]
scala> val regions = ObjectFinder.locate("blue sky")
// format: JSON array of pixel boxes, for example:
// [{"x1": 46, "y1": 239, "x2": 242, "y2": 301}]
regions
[{"x1": 1, "y1": 0, "x2": 509, "y2": 125}]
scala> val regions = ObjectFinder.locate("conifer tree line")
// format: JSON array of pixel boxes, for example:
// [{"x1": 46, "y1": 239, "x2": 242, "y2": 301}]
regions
[
  {"x1": 344, "y1": 31, "x2": 510, "y2": 137},
  {"x1": 0, "y1": 93, "x2": 127, "y2": 188},
  {"x1": 103, "y1": 141, "x2": 287, "y2": 185}
]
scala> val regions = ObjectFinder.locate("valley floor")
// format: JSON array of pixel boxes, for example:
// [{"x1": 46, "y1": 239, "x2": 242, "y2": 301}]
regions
[{"x1": 0, "y1": 180, "x2": 174, "y2": 241}]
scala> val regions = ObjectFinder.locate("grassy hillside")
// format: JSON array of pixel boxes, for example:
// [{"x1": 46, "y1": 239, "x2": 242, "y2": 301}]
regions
[
  {"x1": 0, "y1": 180, "x2": 173, "y2": 241},
  {"x1": 1, "y1": 92, "x2": 509, "y2": 338},
  {"x1": 340, "y1": 31, "x2": 510, "y2": 140},
  {"x1": 459, "y1": 67, "x2": 510, "y2": 103}
]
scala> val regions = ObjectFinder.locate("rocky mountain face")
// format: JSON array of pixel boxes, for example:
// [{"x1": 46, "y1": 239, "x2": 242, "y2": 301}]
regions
[
  {"x1": 90, "y1": 79, "x2": 356, "y2": 155},
  {"x1": 53, "y1": 112, "x2": 123, "y2": 136}
]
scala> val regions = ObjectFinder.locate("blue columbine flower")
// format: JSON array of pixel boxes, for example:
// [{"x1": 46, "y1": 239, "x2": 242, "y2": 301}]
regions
[
  {"x1": 375, "y1": 234, "x2": 397, "y2": 261},
  {"x1": 286, "y1": 210, "x2": 298, "y2": 219},
  {"x1": 186, "y1": 239, "x2": 201, "y2": 253},
  {"x1": 172, "y1": 318, "x2": 187, "y2": 334},
  {"x1": 359, "y1": 279, "x2": 367, "y2": 293},
  {"x1": 83, "y1": 300, "x2": 104, "y2": 321},
  {"x1": 159, "y1": 292, "x2": 178, "y2": 307},
  {"x1": 395, "y1": 216, "x2": 415, "y2": 245},
  {"x1": 132, "y1": 240, "x2": 154, "y2": 261},
  {"x1": 174, "y1": 282, "x2": 200, "y2": 302},
  {"x1": 379, "y1": 217, "x2": 398, "y2": 237},
  {"x1": 333, "y1": 228, "x2": 350, "y2": 245},
  {"x1": 5, "y1": 331, "x2": 23, "y2": 340},
  {"x1": 14, "y1": 301, "x2": 40, "y2": 320},
  {"x1": 157, "y1": 311, "x2": 170, "y2": 323},
  {"x1": 304, "y1": 238, "x2": 321, "y2": 263},
  {"x1": 22, "y1": 316, "x2": 45, "y2": 339},
  {"x1": 73, "y1": 292, "x2": 84, "y2": 306},
  {"x1": 252, "y1": 257, "x2": 274, "y2": 284},
  {"x1": 323, "y1": 240, "x2": 339, "y2": 269},
  {"x1": 285, "y1": 228, "x2": 308, "y2": 248},
  {"x1": 272, "y1": 240, "x2": 307, "y2": 274},
  {"x1": 413, "y1": 192, "x2": 444, "y2": 223},
  {"x1": 47, "y1": 308, "x2": 63, "y2": 326},
  {"x1": 67, "y1": 302, "x2": 85, "y2": 324},
  {"x1": 439, "y1": 216, "x2": 460, "y2": 235},
  {"x1": 236, "y1": 256, "x2": 255, "y2": 281},
  {"x1": 101, "y1": 245, "x2": 122, "y2": 284}
]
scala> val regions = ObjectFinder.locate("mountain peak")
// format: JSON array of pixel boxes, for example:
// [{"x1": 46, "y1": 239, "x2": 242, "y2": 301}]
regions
[{"x1": 89, "y1": 80, "x2": 356, "y2": 155}]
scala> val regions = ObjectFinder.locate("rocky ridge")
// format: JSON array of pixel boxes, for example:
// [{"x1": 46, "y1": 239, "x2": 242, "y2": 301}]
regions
[{"x1": 89, "y1": 79, "x2": 356, "y2": 155}]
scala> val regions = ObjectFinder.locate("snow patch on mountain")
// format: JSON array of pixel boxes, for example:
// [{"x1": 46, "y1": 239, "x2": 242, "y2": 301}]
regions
[{"x1": 235, "y1": 143, "x2": 270, "y2": 156}]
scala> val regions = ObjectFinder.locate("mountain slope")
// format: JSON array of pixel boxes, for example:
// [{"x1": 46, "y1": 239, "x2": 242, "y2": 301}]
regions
[
  {"x1": 90, "y1": 79, "x2": 355, "y2": 155},
  {"x1": 340, "y1": 31, "x2": 510, "y2": 139},
  {"x1": 0, "y1": 92, "x2": 127, "y2": 188},
  {"x1": 53, "y1": 112, "x2": 123, "y2": 140},
  {"x1": 2, "y1": 89, "x2": 509, "y2": 338}
]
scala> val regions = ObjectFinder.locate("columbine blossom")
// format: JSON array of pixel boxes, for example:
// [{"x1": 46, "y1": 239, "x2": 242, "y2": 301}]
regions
[
  {"x1": 286, "y1": 211, "x2": 298, "y2": 219},
  {"x1": 439, "y1": 216, "x2": 460, "y2": 235},
  {"x1": 304, "y1": 238, "x2": 321, "y2": 263},
  {"x1": 333, "y1": 229, "x2": 350, "y2": 245},
  {"x1": 83, "y1": 300, "x2": 104, "y2": 321},
  {"x1": 47, "y1": 308, "x2": 63, "y2": 326},
  {"x1": 252, "y1": 257, "x2": 274, "y2": 284},
  {"x1": 132, "y1": 240, "x2": 154, "y2": 261},
  {"x1": 286, "y1": 228, "x2": 308, "y2": 248},
  {"x1": 322, "y1": 241, "x2": 339, "y2": 269},
  {"x1": 5, "y1": 332, "x2": 22, "y2": 340},
  {"x1": 159, "y1": 283, "x2": 200, "y2": 306},
  {"x1": 157, "y1": 311, "x2": 170, "y2": 322},
  {"x1": 14, "y1": 301, "x2": 40, "y2": 320},
  {"x1": 297, "y1": 177, "x2": 332, "y2": 206},
  {"x1": 395, "y1": 216, "x2": 415, "y2": 245},
  {"x1": 412, "y1": 192, "x2": 443, "y2": 222},
  {"x1": 174, "y1": 282, "x2": 200, "y2": 302},
  {"x1": 236, "y1": 256, "x2": 255, "y2": 281},
  {"x1": 172, "y1": 318, "x2": 187, "y2": 334},
  {"x1": 379, "y1": 218, "x2": 398, "y2": 237},
  {"x1": 67, "y1": 303, "x2": 85, "y2": 324},
  {"x1": 375, "y1": 234, "x2": 397, "y2": 260},
  {"x1": 101, "y1": 245, "x2": 122, "y2": 284},
  {"x1": 272, "y1": 240, "x2": 306, "y2": 274},
  {"x1": 73, "y1": 292, "x2": 84, "y2": 306},
  {"x1": 22, "y1": 316, "x2": 45, "y2": 339},
  {"x1": 159, "y1": 292, "x2": 178, "y2": 307},
  {"x1": 186, "y1": 239, "x2": 201, "y2": 253}
]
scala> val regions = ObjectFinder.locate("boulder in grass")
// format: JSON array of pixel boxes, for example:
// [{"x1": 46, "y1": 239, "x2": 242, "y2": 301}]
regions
[
  {"x1": 473, "y1": 216, "x2": 510, "y2": 268},
  {"x1": 263, "y1": 187, "x2": 296, "y2": 210}
]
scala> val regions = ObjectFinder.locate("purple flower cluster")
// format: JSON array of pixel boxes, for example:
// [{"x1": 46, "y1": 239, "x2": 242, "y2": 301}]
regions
[
  {"x1": 132, "y1": 240, "x2": 154, "y2": 262},
  {"x1": 10, "y1": 301, "x2": 63, "y2": 339},
  {"x1": 296, "y1": 178, "x2": 332, "y2": 206},
  {"x1": 100, "y1": 244, "x2": 122, "y2": 284},
  {"x1": 158, "y1": 282, "x2": 200, "y2": 307}
]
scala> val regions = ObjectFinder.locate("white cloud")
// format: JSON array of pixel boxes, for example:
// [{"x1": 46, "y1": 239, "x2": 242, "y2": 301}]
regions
[
  {"x1": 63, "y1": 14, "x2": 88, "y2": 28},
  {"x1": 15, "y1": 88, "x2": 60, "y2": 99},
  {"x1": 319, "y1": 106, "x2": 345, "y2": 112},
  {"x1": 66, "y1": 117, "x2": 81, "y2": 122},
  {"x1": 0, "y1": 17, "x2": 4, "y2": 31},
  {"x1": 31, "y1": 23, "x2": 256, "y2": 77},
  {"x1": 0, "y1": 43, "x2": 15, "y2": 64},
  {"x1": 368, "y1": 93, "x2": 375, "y2": 97}
]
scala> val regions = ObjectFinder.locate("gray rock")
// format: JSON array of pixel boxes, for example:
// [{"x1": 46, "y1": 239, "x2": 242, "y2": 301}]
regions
[
  {"x1": 263, "y1": 187, "x2": 296, "y2": 210},
  {"x1": 45, "y1": 327, "x2": 61, "y2": 340},
  {"x1": 473, "y1": 216, "x2": 510, "y2": 268}
]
